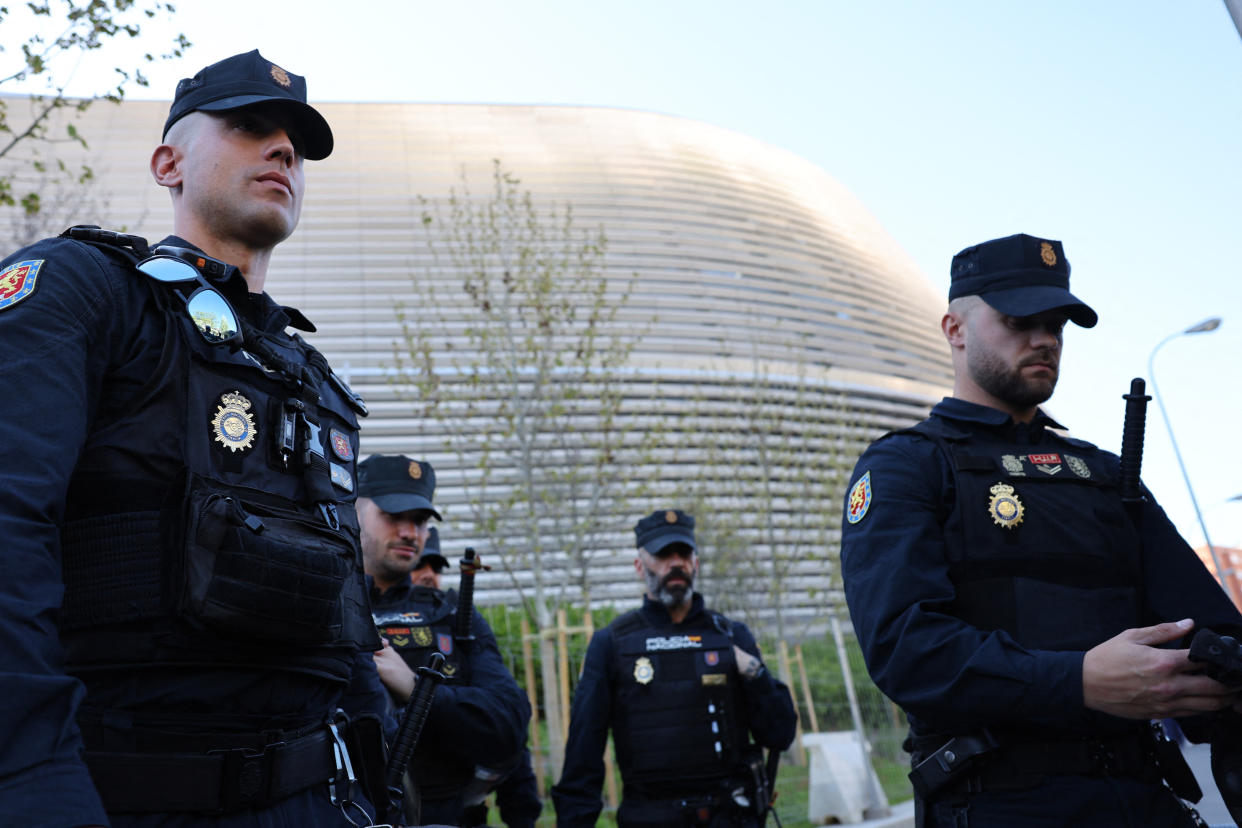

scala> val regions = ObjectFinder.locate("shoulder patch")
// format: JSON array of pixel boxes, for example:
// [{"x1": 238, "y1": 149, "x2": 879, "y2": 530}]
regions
[
  {"x1": 846, "y1": 471, "x2": 873, "y2": 524},
  {"x1": 0, "y1": 260, "x2": 43, "y2": 311}
]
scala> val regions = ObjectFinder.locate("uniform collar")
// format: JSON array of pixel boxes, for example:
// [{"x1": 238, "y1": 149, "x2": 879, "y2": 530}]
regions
[
  {"x1": 155, "y1": 236, "x2": 317, "y2": 333},
  {"x1": 930, "y1": 397, "x2": 1067, "y2": 431}
]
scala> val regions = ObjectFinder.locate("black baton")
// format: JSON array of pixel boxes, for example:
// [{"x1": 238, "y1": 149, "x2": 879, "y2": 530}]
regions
[
  {"x1": 1119, "y1": 377, "x2": 1151, "y2": 506},
  {"x1": 384, "y1": 651, "x2": 447, "y2": 825},
  {"x1": 454, "y1": 546, "x2": 489, "y2": 644}
]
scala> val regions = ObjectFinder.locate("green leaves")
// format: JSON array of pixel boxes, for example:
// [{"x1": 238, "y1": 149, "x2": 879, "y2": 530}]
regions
[{"x1": 0, "y1": 0, "x2": 190, "y2": 239}]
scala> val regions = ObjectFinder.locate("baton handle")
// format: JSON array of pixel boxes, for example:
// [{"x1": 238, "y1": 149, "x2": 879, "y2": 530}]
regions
[{"x1": 1119, "y1": 377, "x2": 1151, "y2": 504}]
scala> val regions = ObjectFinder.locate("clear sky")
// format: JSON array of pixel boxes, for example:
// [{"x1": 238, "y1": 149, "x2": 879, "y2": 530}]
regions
[{"x1": 11, "y1": 1, "x2": 1242, "y2": 551}]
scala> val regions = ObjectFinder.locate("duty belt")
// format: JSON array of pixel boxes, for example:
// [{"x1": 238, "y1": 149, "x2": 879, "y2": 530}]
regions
[
  {"x1": 83, "y1": 721, "x2": 348, "y2": 813},
  {"x1": 911, "y1": 730, "x2": 1164, "y2": 798}
]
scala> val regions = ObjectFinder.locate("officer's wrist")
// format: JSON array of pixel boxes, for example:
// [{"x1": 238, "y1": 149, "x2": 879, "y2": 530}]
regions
[{"x1": 741, "y1": 661, "x2": 766, "y2": 682}]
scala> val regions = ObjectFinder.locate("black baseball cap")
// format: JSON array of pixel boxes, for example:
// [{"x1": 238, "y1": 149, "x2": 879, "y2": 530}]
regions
[
  {"x1": 417, "y1": 525, "x2": 450, "y2": 573},
  {"x1": 948, "y1": 233, "x2": 1097, "y2": 328},
  {"x1": 163, "y1": 50, "x2": 333, "y2": 160},
  {"x1": 357, "y1": 455, "x2": 442, "y2": 520},
  {"x1": 635, "y1": 509, "x2": 696, "y2": 554}
]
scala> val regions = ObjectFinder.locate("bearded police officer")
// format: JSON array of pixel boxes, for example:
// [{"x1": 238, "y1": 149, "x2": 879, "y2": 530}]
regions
[
  {"x1": 841, "y1": 233, "x2": 1242, "y2": 826},
  {"x1": 358, "y1": 454, "x2": 537, "y2": 827},
  {"x1": 0, "y1": 51, "x2": 394, "y2": 827},
  {"x1": 553, "y1": 509, "x2": 797, "y2": 827}
]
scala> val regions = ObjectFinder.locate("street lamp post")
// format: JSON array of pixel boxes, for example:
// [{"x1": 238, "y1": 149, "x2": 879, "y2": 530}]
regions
[{"x1": 1147, "y1": 317, "x2": 1231, "y2": 597}]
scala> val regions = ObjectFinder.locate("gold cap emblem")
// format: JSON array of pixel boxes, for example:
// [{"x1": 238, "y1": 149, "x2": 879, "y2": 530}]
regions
[
  {"x1": 665, "y1": 510, "x2": 678, "y2": 524},
  {"x1": 409, "y1": 461, "x2": 422, "y2": 480},
  {"x1": 211, "y1": 390, "x2": 257, "y2": 453},
  {"x1": 270, "y1": 64, "x2": 292, "y2": 88},
  {"x1": 988, "y1": 482, "x2": 1024, "y2": 529},
  {"x1": 1040, "y1": 242, "x2": 1057, "y2": 267},
  {"x1": 634, "y1": 656, "x2": 654, "y2": 685}
]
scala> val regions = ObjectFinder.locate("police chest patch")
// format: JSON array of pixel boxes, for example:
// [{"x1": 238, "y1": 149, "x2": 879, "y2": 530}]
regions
[
  {"x1": 0, "y1": 260, "x2": 42, "y2": 311},
  {"x1": 645, "y1": 635, "x2": 702, "y2": 651},
  {"x1": 437, "y1": 633, "x2": 453, "y2": 655},
  {"x1": 988, "y1": 482, "x2": 1025, "y2": 529},
  {"x1": 847, "y1": 471, "x2": 872, "y2": 524},
  {"x1": 634, "y1": 656, "x2": 654, "y2": 685},
  {"x1": 211, "y1": 391, "x2": 257, "y2": 452}
]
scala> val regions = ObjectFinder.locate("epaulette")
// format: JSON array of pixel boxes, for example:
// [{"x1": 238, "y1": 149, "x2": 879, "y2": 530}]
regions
[{"x1": 61, "y1": 225, "x2": 150, "y2": 263}]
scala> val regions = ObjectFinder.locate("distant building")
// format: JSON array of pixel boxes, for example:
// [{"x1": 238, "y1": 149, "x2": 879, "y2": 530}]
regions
[
  {"x1": 1194, "y1": 545, "x2": 1242, "y2": 609},
  {"x1": 1, "y1": 98, "x2": 953, "y2": 629}
]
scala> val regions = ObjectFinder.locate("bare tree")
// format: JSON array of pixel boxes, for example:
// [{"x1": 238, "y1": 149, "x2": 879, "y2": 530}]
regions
[{"x1": 392, "y1": 160, "x2": 658, "y2": 773}]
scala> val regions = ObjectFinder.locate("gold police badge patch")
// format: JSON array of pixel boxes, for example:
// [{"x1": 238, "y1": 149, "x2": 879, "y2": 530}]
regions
[
  {"x1": 1040, "y1": 242, "x2": 1057, "y2": 267},
  {"x1": 211, "y1": 391, "x2": 257, "y2": 452},
  {"x1": 634, "y1": 656, "x2": 654, "y2": 685},
  {"x1": 410, "y1": 627, "x2": 433, "y2": 647},
  {"x1": 988, "y1": 482, "x2": 1024, "y2": 529}
]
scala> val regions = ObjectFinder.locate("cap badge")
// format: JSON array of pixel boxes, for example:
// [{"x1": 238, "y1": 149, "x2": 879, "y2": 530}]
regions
[
  {"x1": 409, "y1": 461, "x2": 422, "y2": 480},
  {"x1": 634, "y1": 656, "x2": 654, "y2": 685},
  {"x1": 269, "y1": 64, "x2": 292, "y2": 88},
  {"x1": 1040, "y1": 242, "x2": 1057, "y2": 267},
  {"x1": 846, "y1": 471, "x2": 872, "y2": 525},
  {"x1": 0, "y1": 260, "x2": 42, "y2": 311},
  {"x1": 329, "y1": 427, "x2": 354, "y2": 461},
  {"x1": 211, "y1": 391, "x2": 257, "y2": 452},
  {"x1": 1066, "y1": 454, "x2": 1091, "y2": 479},
  {"x1": 665, "y1": 510, "x2": 677, "y2": 524},
  {"x1": 410, "y1": 627, "x2": 432, "y2": 647},
  {"x1": 988, "y1": 482, "x2": 1024, "y2": 529}
]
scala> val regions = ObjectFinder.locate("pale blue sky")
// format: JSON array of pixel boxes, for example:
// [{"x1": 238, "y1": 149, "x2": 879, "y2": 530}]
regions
[{"x1": 11, "y1": 1, "x2": 1242, "y2": 549}]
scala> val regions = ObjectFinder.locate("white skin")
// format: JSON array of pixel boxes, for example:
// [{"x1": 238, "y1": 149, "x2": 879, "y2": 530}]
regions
[
  {"x1": 634, "y1": 544, "x2": 761, "y2": 678},
  {"x1": 151, "y1": 106, "x2": 306, "y2": 292},
  {"x1": 943, "y1": 296, "x2": 1239, "y2": 717},
  {"x1": 357, "y1": 496, "x2": 440, "y2": 702}
]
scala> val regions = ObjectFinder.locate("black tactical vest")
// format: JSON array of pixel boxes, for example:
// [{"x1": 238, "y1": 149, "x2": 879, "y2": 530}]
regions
[
  {"x1": 908, "y1": 418, "x2": 1145, "y2": 652},
  {"x1": 373, "y1": 587, "x2": 468, "y2": 683},
  {"x1": 58, "y1": 235, "x2": 379, "y2": 684},
  {"x1": 609, "y1": 608, "x2": 751, "y2": 787}
]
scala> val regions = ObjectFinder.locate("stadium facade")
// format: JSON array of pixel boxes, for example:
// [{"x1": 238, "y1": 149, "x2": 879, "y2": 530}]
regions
[{"x1": 0, "y1": 98, "x2": 952, "y2": 629}]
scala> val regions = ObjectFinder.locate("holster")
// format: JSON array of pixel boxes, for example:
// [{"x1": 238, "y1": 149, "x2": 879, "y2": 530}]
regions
[
  {"x1": 346, "y1": 712, "x2": 391, "y2": 821},
  {"x1": 908, "y1": 730, "x2": 998, "y2": 799}
]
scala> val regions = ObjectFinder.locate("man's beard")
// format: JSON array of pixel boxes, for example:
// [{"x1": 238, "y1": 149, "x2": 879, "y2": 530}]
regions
[
  {"x1": 644, "y1": 564, "x2": 694, "y2": 610},
  {"x1": 969, "y1": 346, "x2": 1058, "y2": 410}
]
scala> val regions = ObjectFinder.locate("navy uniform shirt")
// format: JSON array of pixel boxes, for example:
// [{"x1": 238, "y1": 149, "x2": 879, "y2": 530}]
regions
[
  {"x1": 552, "y1": 593, "x2": 797, "y2": 828},
  {"x1": 841, "y1": 397, "x2": 1242, "y2": 740},
  {"x1": 0, "y1": 235, "x2": 389, "y2": 827}
]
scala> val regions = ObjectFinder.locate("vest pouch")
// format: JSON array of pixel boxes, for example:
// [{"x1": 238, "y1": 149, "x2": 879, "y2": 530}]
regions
[{"x1": 184, "y1": 488, "x2": 351, "y2": 645}]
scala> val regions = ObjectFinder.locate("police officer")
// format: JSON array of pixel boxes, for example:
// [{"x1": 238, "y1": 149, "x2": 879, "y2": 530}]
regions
[
  {"x1": 0, "y1": 51, "x2": 392, "y2": 827},
  {"x1": 358, "y1": 454, "x2": 538, "y2": 827},
  {"x1": 841, "y1": 233, "x2": 1242, "y2": 826},
  {"x1": 553, "y1": 509, "x2": 797, "y2": 827}
]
